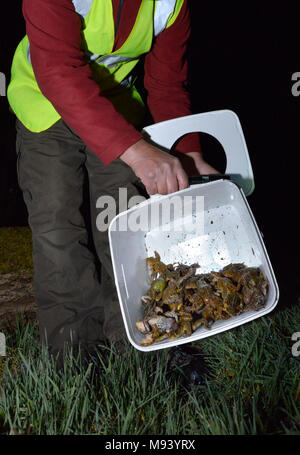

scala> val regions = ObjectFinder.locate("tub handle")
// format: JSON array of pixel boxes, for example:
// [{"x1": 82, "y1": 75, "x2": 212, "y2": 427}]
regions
[{"x1": 142, "y1": 110, "x2": 255, "y2": 196}]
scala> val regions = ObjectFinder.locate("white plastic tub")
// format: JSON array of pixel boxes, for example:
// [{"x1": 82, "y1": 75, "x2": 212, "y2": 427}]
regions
[{"x1": 108, "y1": 111, "x2": 279, "y2": 351}]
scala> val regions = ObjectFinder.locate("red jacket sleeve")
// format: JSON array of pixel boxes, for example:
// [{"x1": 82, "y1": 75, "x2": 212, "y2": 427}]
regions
[
  {"x1": 144, "y1": 0, "x2": 202, "y2": 155},
  {"x1": 23, "y1": 0, "x2": 142, "y2": 165}
]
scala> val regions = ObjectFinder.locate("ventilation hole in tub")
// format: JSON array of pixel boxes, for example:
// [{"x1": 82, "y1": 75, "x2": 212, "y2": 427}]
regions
[{"x1": 171, "y1": 133, "x2": 227, "y2": 174}]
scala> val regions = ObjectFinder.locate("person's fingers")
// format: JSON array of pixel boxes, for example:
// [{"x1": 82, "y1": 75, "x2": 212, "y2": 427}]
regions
[
  {"x1": 156, "y1": 160, "x2": 179, "y2": 194},
  {"x1": 176, "y1": 167, "x2": 189, "y2": 191},
  {"x1": 127, "y1": 146, "x2": 192, "y2": 195},
  {"x1": 156, "y1": 179, "x2": 167, "y2": 194},
  {"x1": 194, "y1": 159, "x2": 220, "y2": 175},
  {"x1": 145, "y1": 181, "x2": 158, "y2": 195},
  {"x1": 164, "y1": 174, "x2": 179, "y2": 194}
]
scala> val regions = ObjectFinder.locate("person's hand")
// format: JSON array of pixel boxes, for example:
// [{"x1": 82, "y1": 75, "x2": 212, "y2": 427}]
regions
[
  {"x1": 184, "y1": 152, "x2": 220, "y2": 175},
  {"x1": 120, "y1": 139, "x2": 189, "y2": 195}
]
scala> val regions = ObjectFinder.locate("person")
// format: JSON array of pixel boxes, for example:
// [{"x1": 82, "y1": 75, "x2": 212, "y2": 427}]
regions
[{"x1": 7, "y1": 0, "x2": 218, "y2": 370}]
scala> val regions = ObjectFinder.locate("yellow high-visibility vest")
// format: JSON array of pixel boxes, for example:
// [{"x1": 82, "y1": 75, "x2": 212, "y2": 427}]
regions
[{"x1": 7, "y1": 0, "x2": 184, "y2": 131}]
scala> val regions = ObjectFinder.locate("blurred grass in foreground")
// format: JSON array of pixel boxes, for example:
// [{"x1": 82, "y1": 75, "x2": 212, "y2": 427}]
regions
[
  {"x1": 0, "y1": 227, "x2": 299, "y2": 435},
  {"x1": 0, "y1": 306, "x2": 299, "y2": 435}
]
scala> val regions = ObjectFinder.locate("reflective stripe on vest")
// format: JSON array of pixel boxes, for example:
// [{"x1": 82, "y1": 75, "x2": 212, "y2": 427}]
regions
[
  {"x1": 154, "y1": 0, "x2": 177, "y2": 36},
  {"x1": 71, "y1": 0, "x2": 177, "y2": 31},
  {"x1": 27, "y1": 0, "x2": 178, "y2": 67},
  {"x1": 72, "y1": 0, "x2": 93, "y2": 18}
]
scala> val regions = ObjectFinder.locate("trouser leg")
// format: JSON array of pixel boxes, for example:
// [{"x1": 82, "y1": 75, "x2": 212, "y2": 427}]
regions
[
  {"x1": 15, "y1": 119, "x2": 106, "y2": 356},
  {"x1": 85, "y1": 147, "x2": 142, "y2": 343}
]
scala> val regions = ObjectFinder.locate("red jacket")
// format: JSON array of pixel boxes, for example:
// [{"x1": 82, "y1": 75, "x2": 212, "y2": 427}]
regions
[{"x1": 23, "y1": 0, "x2": 201, "y2": 164}]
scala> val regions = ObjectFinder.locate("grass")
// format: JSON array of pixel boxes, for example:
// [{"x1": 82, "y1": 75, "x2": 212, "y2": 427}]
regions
[
  {"x1": 0, "y1": 306, "x2": 299, "y2": 435},
  {"x1": 0, "y1": 226, "x2": 299, "y2": 435},
  {"x1": 0, "y1": 227, "x2": 33, "y2": 274}
]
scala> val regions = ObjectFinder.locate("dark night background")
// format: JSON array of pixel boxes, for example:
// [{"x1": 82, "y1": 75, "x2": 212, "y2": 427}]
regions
[{"x1": 0, "y1": 2, "x2": 299, "y2": 309}]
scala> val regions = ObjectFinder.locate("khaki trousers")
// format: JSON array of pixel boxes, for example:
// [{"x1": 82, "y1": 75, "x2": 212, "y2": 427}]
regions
[{"x1": 15, "y1": 118, "x2": 142, "y2": 358}]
